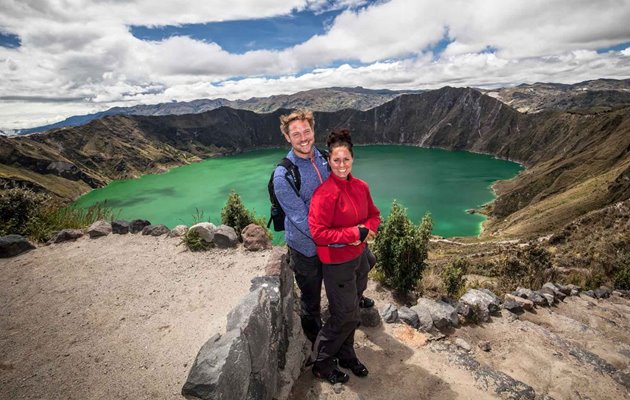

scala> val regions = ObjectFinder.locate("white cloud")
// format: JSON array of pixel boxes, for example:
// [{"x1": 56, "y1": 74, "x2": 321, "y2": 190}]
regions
[{"x1": 1, "y1": 0, "x2": 630, "y2": 129}]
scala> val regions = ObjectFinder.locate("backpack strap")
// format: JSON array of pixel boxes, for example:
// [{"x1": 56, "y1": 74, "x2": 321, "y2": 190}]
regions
[{"x1": 278, "y1": 157, "x2": 301, "y2": 196}]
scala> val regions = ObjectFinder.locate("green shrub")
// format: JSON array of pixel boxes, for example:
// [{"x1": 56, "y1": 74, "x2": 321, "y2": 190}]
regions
[
  {"x1": 373, "y1": 200, "x2": 433, "y2": 298},
  {"x1": 0, "y1": 188, "x2": 48, "y2": 236},
  {"x1": 220, "y1": 191, "x2": 271, "y2": 239},
  {"x1": 182, "y1": 229, "x2": 211, "y2": 252},
  {"x1": 442, "y1": 258, "x2": 469, "y2": 298}
]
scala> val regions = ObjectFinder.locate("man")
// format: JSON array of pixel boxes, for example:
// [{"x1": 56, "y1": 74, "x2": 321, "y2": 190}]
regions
[
  {"x1": 274, "y1": 109, "x2": 375, "y2": 347},
  {"x1": 274, "y1": 109, "x2": 329, "y2": 346}
]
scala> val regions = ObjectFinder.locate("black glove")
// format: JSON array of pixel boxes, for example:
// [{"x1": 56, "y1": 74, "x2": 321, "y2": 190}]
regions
[{"x1": 358, "y1": 226, "x2": 369, "y2": 242}]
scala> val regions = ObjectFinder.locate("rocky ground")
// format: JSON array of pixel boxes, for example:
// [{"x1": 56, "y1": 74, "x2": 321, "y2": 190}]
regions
[
  {"x1": 2, "y1": 236, "x2": 629, "y2": 400},
  {"x1": 289, "y1": 281, "x2": 630, "y2": 400},
  {"x1": 0, "y1": 234, "x2": 271, "y2": 400}
]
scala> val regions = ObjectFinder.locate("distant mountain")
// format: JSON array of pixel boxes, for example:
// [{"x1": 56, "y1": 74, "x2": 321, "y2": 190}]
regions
[
  {"x1": 2, "y1": 86, "x2": 629, "y2": 239},
  {"x1": 481, "y1": 78, "x2": 630, "y2": 113},
  {"x1": 15, "y1": 87, "x2": 420, "y2": 135}
]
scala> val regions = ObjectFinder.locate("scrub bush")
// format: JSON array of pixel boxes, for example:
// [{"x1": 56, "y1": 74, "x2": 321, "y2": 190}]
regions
[
  {"x1": 497, "y1": 243, "x2": 555, "y2": 292},
  {"x1": 373, "y1": 200, "x2": 433, "y2": 298},
  {"x1": 442, "y1": 258, "x2": 469, "y2": 299},
  {"x1": 221, "y1": 191, "x2": 271, "y2": 239},
  {"x1": 0, "y1": 188, "x2": 114, "y2": 242}
]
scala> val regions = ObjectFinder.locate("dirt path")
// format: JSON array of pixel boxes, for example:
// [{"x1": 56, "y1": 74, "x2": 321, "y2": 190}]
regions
[
  {"x1": 290, "y1": 283, "x2": 630, "y2": 400},
  {"x1": 0, "y1": 234, "x2": 271, "y2": 400}
]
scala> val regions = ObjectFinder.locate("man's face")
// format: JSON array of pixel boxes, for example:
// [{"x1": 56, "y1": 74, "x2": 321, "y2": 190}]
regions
[{"x1": 284, "y1": 119, "x2": 314, "y2": 159}]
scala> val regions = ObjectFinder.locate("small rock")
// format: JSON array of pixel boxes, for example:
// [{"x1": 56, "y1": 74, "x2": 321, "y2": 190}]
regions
[
  {"x1": 48, "y1": 229, "x2": 83, "y2": 243},
  {"x1": 380, "y1": 303, "x2": 398, "y2": 323},
  {"x1": 360, "y1": 307, "x2": 381, "y2": 327},
  {"x1": 241, "y1": 224, "x2": 272, "y2": 251},
  {"x1": 502, "y1": 299, "x2": 523, "y2": 314},
  {"x1": 540, "y1": 293, "x2": 555, "y2": 307},
  {"x1": 409, "y1": 305, "x2": 434, "y2": 332},
  {"x1": 504, "y1": 293, "x2": 534, "y2": 311},
  {"x1": 333, "y1": 383, "x2": 344, "y2": 394},
  {"x1": 542, "y1": 282, "x2": 566, "y2": 301},
  {"x1": 594, "y1": 286, "x2": 611, "y2": 299},
  {"x1": 87, "y1": 220, "x2": 111, "y2": 238},
  {"x1": 460, "y1": 289, "x2": 501, "y2": 321},
  {"x1": 111, "y1": 220, "x2": 130, "y2": 234},
  {"x1": 142, "y1": 224, "x2": 170, "y2": 236},
  {"x1": 168, "y1": 225, "x2": 189, "y2": 238},
  {"x1": 129, "y1": 219, "x2": 151, "y2": 233},
  {"x1": 456, "y1": 302, "x2": 474, "y2": 322},
  {"x1": 0, "y1": 235, "x2": 36, "y2": 258},
  {"x1": 189, "y1": 222, "x2": 216, "y2": 242},
  {"x1": 414, "y1": 297, "x2": 459, "y2": 329},
  {"x1": 554, "y1": 283, "x2": 572, "y2": 296},
  {"x1": 584, "y1": 290, "x2": 595, "y2": 298},
  {"x1": 478, "y1": 340, "x2": 491, "y2": 352},
  {"x1": 398, "y1": 307, "x2": 420, "y2": 328},
  {"x1": 454, "y1": 338, "x2": 471, "y2": 352},
  {"x1": 214, "y1": 225, "x2": 239, "y2": 248}
]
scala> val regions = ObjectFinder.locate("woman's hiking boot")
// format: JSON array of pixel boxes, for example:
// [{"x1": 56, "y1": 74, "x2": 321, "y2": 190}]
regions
[
  {"x1": 339, "y1": 358, "x2": 369, "y2": 377},
  {"x1": 312, "y1": 364, "x2": 350, "y2": 384}
]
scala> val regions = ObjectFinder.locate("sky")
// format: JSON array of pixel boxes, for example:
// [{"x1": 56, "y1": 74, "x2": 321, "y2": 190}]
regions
[{"x1": 1, "y1": 0, "x2": 630, "y2": 131}]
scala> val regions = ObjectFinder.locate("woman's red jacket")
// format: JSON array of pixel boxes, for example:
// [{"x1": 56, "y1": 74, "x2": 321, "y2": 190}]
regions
[{"x1": 308, "y1": 173, "x2": 380, "y2": 264}]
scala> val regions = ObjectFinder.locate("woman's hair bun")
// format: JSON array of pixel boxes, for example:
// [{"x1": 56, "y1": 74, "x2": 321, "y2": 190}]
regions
[{"x1": 327, "y1": 128, "x2": 353, "y2": 154}]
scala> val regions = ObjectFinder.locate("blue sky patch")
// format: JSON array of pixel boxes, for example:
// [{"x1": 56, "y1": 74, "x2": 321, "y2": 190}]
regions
[
  {"x1": 130, "y1": 9, "x2": 342, "y2": 53},
  {"x1": 0, "y1": 32, "x2": 20, "y2": 48},
  {"x1": 596, "y1": 41, "x2": 630, "y2": 53}
]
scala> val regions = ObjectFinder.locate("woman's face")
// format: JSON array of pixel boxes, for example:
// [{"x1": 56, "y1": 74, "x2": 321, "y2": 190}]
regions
[{"x1": 329, "y1": 146, "x2": 353, "y2": 179}]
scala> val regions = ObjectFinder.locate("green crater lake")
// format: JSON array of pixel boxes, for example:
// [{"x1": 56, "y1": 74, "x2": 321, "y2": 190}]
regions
[{"x1": 73, "y1": 145, "x2": 523, "y2": 239}]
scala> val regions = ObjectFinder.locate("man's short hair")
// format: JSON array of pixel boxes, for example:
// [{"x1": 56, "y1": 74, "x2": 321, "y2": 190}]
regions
[{"x1": 280, "y1": 109, "x2": 314, "y2": 136}]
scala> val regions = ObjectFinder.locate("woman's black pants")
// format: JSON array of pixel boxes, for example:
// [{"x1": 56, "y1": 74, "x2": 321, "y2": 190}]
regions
[{"x1": 310, "y1": 248, "x2": 371, "y2": 374}]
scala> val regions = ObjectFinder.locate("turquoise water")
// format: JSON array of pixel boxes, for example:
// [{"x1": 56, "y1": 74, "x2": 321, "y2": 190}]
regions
[{"x1": 73, "y1": 145, "x2": 523, "y2": 238}]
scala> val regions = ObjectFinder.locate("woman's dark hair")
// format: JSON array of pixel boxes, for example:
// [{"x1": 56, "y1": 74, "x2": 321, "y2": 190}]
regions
[{"x1": 327, "y1": 128, "x2": 353, "y2": 156}]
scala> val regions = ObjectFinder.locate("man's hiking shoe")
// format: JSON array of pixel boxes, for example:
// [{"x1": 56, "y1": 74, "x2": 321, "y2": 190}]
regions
[
  {"x1": 339, "y1": 358, "x2": 369, "y2": 377},
  {"x1": 312, "y1": 365, "x2": 350, "y2": 384},
  {"x1": 359, "y1": 296, "x2": 375, "y2": 308}
]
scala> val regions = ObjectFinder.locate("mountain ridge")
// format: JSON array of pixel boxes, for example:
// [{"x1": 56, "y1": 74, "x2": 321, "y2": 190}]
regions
[{"x1": 1, "y1": 86, "x2": 629, "y2": 238}]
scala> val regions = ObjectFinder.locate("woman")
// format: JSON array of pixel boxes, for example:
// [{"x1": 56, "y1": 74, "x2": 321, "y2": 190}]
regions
[{"x1": 308, "y1": 129, "x2": 380, "y2": 384}]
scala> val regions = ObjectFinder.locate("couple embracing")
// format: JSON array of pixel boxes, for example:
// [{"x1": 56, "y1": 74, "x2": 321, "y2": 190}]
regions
[{"x1": 273, "y1": 109, "x2": 381, "y2": 385}]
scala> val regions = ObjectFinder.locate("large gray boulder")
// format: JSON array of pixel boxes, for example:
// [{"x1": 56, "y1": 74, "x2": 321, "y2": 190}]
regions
[
  {"x1": 0, "y1": 235, "x2": 36, "y2": 258},
  {"x1": 142, "y1": 224, "x2": 169, "y2": 236},
  {"x1": 48, "y1": 229, "x2": 83, "y2": 244},
  {"x1": 111, "y1": 220, "x2": 130, "y2": 234},
  {"x1": 87, "y1": 220, "x2": 111, "y2": 238},
  {"x1": 514, "y1": 287, "x2": 547, "y2": 306},
  {"x1": 214, "y1": 225, "x2": 239, "y2": 248},
  {"x1": 242, "y1": 224, "x2": 272, "y2": 251},
  {"x1": 226, "y1": 288, "x2": 276, "y2": 399},
  {"x1": 460, "y1": 289, "x2": 501, "y2": 321},
  {"x1": 181, "y1": 331, "x2": 251, "y2": 400},
  {"x1": 594, "y1": 286, "x2": 612, "y2": 299},
  {"x1": 413, "y1": 298, "x2": 458, "y2": 329},
  {"x1": 189, "y1": 222, "x2": 216, "y2": 243}
]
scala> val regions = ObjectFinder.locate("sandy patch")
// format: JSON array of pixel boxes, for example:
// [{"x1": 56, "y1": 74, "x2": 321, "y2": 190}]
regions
[{"x1": 0, "y1": 234, "x2": 271, "y2": 400}]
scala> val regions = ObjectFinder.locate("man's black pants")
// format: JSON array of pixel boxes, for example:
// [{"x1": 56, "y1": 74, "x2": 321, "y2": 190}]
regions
[{"x1": 288, "y1": 247, "x2": 323, "y2": 344}]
